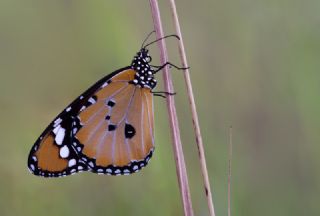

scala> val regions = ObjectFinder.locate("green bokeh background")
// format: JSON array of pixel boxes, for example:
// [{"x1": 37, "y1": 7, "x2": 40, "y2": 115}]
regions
[{"x1": 1, "y1": 0, "x2": 319, "y2": 215}]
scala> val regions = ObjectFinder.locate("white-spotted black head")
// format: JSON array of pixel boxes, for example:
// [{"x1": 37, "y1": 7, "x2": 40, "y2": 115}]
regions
[
  {"x1": 131, "y1": 48, "x2": 157, "y2": 89},
  {"x1": 130, "y1": 33, "x2": 180, "y2": 89}
]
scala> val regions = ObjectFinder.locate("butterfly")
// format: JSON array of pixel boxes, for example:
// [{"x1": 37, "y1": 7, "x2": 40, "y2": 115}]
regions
[{"x1": 27, "y1": 33, "x2": 182, "y2": 177}]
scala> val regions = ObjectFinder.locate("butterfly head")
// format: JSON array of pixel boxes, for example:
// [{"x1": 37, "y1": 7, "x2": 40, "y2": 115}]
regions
[
  {"x1": 131, "y1": 48, "x2": 157, "y2": 89},
  {"x1": 132, "y1": 48, "x2": 152, "y2": 66}
]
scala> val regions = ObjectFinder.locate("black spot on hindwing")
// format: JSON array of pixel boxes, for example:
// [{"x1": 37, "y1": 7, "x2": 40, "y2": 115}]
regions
[
  {"x1": 108, "y1": 124, "x2": 117, "y2": 131},
  {"x1": 125, "y1": 123, "x2": 136, "y2": 139},
  {"x1": 107, "y1": 100, "x2": 115, "y2": 107}
]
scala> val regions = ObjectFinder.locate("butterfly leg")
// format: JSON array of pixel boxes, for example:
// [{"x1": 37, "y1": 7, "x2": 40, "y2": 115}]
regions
[
  {"x1": 152, "y1": 91, "x2": 176, "y2": 98},
  {"x1": 151, "y1": 62, "x2": 190, "y2": 73}
]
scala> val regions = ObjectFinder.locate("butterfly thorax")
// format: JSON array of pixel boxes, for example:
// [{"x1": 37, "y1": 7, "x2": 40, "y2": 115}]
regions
[{"x1": 130, "y1": 48, "x2": 157, "y2": 89}]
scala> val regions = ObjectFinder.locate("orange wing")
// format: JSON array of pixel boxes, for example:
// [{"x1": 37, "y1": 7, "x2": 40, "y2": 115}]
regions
[
  {"x1": 75, "y1": 69, "x2": 155, "y2": 175},
  {"x1": 28, "y1": 67, "x2": 155, "y2": 177},
  {"x1": 28, "y1": 44, "x2": 162, "y2": 178}
]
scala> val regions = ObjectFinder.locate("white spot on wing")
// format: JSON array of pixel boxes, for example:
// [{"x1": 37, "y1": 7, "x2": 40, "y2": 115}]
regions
[
  {"x1": 53, "y1": 124, "x2": 61, "y2": 135},
  {"x1": 88, "y1": 97, "x2": 96, "y2": 104},
  {"x1": 53, "y1": 118, "x2": 62, "y2": 127},
  {"x1": 29, "y1": 164, "x2": 35, "y2": 171},
  {"x1": 101, "y1": 82, "x2": 108, "y2": 88},
  {"x1": 68, "y1": 159, "x2": 76, "y2": 167},
  {"x1": 66, "y1": 107, "x2": 71, "y2": 112},
  {"x1": 59, "y1": 145, "x2": 70, "y2": 158},
  {"x1": 55, "y1": 127, "x2": 65, "y2": 145}
]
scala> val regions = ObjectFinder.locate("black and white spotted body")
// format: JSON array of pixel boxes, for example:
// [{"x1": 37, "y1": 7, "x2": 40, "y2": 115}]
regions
[{"x1": 130, "y1": 48, "x2": 157, "y2": 89}]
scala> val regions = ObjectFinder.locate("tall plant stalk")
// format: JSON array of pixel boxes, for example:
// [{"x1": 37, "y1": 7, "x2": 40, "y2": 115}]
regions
[
  {"x1": 167, "y1": 1, "x2": 216, "y2": 216},
  {"x1": 149, "y1": 0, "x2": 194, "y2": 216}
]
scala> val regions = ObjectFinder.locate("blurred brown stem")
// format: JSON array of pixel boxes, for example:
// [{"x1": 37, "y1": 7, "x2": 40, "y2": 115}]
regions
[{"x1": 148, "y1": 0, "x2": 194, "y2": 216}]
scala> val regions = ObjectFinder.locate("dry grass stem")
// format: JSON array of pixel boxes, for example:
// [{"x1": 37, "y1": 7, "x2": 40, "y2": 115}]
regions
[
  {"x1": 228, "y1": 126, "x2": 233, "y2": 216},
  {"x1": 168, "y1": 1, "x2": 216, "y2": 216},
  {"x1": 148, "y1": 0, "x2": 194, "y2": 216}
]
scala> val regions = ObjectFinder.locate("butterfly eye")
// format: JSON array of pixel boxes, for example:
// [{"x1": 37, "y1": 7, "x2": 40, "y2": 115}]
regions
[{"x1": 146, "y1": 56, "x2": 152, "y2": 63}]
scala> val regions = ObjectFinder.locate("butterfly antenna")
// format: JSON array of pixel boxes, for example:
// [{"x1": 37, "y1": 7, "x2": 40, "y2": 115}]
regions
[
  {"x1": 141, "y1": 31, "x2": 156, "y2": 49},
  {"x1": 143, "y1": 34, "x2": 180, "y2": 49}
]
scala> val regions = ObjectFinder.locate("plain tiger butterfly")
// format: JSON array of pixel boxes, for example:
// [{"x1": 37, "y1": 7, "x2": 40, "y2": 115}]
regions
[{"x1": 27, "y1": 33, "x2": 184, "y2": 177}]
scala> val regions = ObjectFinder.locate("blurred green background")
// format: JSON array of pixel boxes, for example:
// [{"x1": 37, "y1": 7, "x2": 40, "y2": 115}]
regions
[{"x1": 1, "y1": 0, "x2": 319, "y2": 215}]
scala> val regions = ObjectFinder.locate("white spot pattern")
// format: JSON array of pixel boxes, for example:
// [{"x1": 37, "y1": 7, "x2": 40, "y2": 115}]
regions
[
  {"x1": 55, "y1": 127, "x2": 65, "y2": 145},
  {"x1": 53, "y1": 118, "x2": 62, "y2": 127},
  {"x1": 88, "y1": 97, "x2": 96, "y2": 104},
  {"x1": 59, "y1": 145, "x2": 70, "y2": 158},
  {"x1": 68, "y1": 159, "x2": 76, "y2": 167},
  {"x1": 53, "y1": 124, "x2": 61, "y2": 134},
  {"x1": 101, "y1": 82, "x2": 108, "y2": 88}
]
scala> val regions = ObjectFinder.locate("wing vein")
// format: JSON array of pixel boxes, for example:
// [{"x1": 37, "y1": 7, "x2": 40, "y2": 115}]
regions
[
  {"x1": 140, "y1": 89, "x2": 145, "y2": 155},
  {"x1": 101, "y1": 82, "x2": 129, "y2": 100},
  {"x1": 81, "y1": 83, "x2": 131, "y2": 144},
  {"x1": 144, "y1": 91, "x2": 154, "y2": 146},
  {"x1": 123, "y1": 88, "x2": 138, "y2": 162},
  {"x1": 110, "y1": 87, "x2": 136, "y2": 165},
  {"x1": 83, "y1": 83, "x2": 129, "y2": 125}
]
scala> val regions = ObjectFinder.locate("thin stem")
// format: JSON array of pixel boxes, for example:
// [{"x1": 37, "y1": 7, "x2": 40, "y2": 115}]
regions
[
  {"x1": 168, "y1": 1, "x2": 216, "y2": 216},
  {"x1": 228, "y1": 126, "x2": 233, "y2": 216},
  {"x1": 148, "y1": 1, "x2": 194, "y2": 216}
]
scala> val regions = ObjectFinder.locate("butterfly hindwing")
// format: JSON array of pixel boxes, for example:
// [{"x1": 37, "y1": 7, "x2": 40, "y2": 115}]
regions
[{"x1": 74, "y1": 69, "x2": 155, "y2": 175}]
